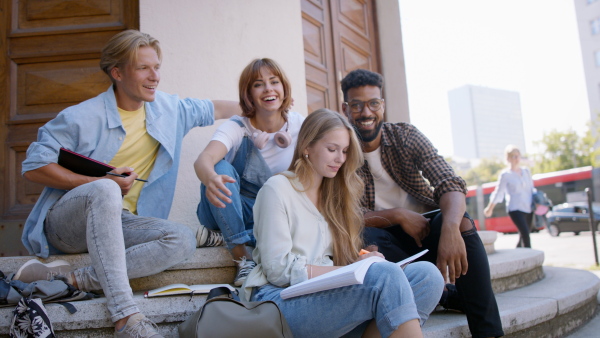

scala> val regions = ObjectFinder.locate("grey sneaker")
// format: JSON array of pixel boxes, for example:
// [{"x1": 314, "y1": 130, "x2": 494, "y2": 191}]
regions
[
  {"x1": 233, "y1": 257, "x2": 256, "y2": 287},
  {"x1": 114, "y1": 313, "x2": 163, "y2": 338},
  {"x1": 196, "y1": 225, "x2": 225, "y2": 247},
  {"x1": 13, "y1": 259, "x2": 72, "y2": 283}
]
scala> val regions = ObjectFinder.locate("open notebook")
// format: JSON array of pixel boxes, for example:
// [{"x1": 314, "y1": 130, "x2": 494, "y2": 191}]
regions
[{"x1": 280, "y1": 249, "x2": 428, "y2": 299}]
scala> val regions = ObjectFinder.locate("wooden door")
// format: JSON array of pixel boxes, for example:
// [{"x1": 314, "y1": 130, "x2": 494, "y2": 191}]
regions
[
  {"x1": 0, "y1": 0, "x2": 139, "y2": 256},
  {"x1": 302, "y1": 0, "x2": 380, "y2": 114}
]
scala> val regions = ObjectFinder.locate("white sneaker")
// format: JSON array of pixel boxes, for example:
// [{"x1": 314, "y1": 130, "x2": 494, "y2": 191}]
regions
[
  {"x1": 233, "y1": 257, "x2": 256, "y2": 287},
  {"x1": 196, "y1": 225, "x2": 225, "y2": 247},
  {"x1": 13, "y1": 259, "x2": 72, "y2": 283},
  {"x1": 114, "y1": 313, "x2": 162, "y2": 338}
]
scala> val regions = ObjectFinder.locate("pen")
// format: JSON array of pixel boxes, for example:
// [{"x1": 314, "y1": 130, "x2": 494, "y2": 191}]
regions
[{"x1": 106, "y1": 172, "x2": 148, "y2": 182}]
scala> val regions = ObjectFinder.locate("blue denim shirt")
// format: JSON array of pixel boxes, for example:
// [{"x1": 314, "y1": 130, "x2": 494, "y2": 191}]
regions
[{"x1": 21, "y1": 86, "x2": 215, "y2": 258}]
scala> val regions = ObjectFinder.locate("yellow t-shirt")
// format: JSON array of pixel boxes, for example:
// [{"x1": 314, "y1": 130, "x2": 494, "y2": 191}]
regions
[{"x1": 109, "y1": 105, "x2": 159, "y2": 214}]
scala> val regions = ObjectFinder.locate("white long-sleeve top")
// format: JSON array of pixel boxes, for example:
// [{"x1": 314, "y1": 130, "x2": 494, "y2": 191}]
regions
[
  {"x1": 489, "y1": 167, "x2": 535, "y2": 213},
  {"x1": 242, "y1": 172, "x2": 334, "y2": 301}
]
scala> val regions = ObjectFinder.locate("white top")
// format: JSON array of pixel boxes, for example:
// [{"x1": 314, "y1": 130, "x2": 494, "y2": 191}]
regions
[
  {"x1": 242, "y1": 172, "x2": 334, "y2": 301},
  {"x1": 364, "y1": 147, "x2": 428, "y2": 213},
  {"x1": 211, "y1": 111, "x2": 305, "y2": 174},
  {"x1": 489, "y1": 167, "x2": 535, "y2": 213}
]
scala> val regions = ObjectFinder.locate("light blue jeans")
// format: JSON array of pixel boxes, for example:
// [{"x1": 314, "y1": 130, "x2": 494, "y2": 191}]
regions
[
  {"x1": 251, "y1": 261, "x2": 444, "y2": 338},
  {"x1": 44, "y1": 179, "x2": 196, "y2": 322},
  {"x1": 197, "y1": 136, "x2": 271, "y2": 250}
]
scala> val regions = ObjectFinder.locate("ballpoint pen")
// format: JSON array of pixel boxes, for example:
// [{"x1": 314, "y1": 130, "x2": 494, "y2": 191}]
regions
[{"x1": 106, "y1": 172, "x2": 148, "y2": 182}]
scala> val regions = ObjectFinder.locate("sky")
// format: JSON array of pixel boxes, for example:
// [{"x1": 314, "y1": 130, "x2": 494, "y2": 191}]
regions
[{"x1": 398, "y1": 0, "x2": 591, "y2": 158}]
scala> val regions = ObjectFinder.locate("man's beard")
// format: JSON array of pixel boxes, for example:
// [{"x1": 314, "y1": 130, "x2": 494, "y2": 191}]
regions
[{"x1": 353, "y1": 119, "x2": 383, "y2": 143}]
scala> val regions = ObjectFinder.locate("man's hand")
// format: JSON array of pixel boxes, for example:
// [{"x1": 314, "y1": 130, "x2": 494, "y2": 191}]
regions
[
  {"x1": 204, "y1": 174, "x2": 236, "y2": 208},
  {"x1": 106, "y1": 167, "x2": 137, "y2": 195},
  {"x1": 437, "y1": 224, "x2": 468, "y2": 283},
  {"x1": 397, "y1": 209, "x2": 430, "y2": 247}
]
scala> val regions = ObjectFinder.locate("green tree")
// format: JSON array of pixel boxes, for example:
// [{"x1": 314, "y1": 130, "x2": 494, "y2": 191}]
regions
[
  {"x1": 454, "y1": 158, "x2": 505, "y2": 186},
  {"x1": 531, "y1": 128, "x2": 594, "y2": 174}
]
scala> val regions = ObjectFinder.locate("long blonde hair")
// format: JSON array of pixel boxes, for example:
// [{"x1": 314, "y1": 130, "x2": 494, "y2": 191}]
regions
[{"x1": 286, "y1": 108, "x2": 365, "y2": 266}]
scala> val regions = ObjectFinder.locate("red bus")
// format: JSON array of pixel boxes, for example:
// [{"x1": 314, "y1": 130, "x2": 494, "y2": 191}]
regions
[{"x1": 466, "y1": 166, "x2": 596, "y2": 233}]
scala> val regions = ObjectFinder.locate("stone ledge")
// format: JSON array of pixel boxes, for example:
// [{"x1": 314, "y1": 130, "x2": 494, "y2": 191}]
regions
[
  {"x1": 423, "y1": 267, "x2": 600, "y2": 338},
  {"x1": 487, "y1": 249, "x2": 545, "y2": 292},
  {"x1": 477, "y1": 230, "x2": 498, "y2": 254}
]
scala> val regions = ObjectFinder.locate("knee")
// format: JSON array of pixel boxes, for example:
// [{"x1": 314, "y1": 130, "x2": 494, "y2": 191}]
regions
[
  {"x1": 88, "y1": 179, "x2": 122, "y2": 207},
  {"x1": 405, "y1": 262, "x2": 444, "y2": 292},
  {"x1": 214, "y1": 160, "x2": 238, "y2": 178},
  {"x1": 366, "y1": 261, "x2": 405, "y2": 286}
]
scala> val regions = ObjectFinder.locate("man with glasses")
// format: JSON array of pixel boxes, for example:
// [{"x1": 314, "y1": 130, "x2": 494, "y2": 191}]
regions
[{"x1": 341, "y1": 69, "x2": 503, "y2": 338}]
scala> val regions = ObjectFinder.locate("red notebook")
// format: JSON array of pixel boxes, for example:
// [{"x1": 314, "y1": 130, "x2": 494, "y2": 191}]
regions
[{"x1": 58, "y1": 148, "x2": 115, "y2": 177}]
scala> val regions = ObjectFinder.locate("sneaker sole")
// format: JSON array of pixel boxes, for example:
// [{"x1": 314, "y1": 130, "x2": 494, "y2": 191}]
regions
[{"x1": 13, "y1": 259, "x2": 71, "y2": 280}]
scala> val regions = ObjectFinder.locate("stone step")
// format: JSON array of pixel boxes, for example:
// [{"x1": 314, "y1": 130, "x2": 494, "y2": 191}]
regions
[
  {"x1": 423, "y1": 266, "x2": 600, "y2": 338},
  {"x1": 488, "y1": 248, "x2": 545, "y2": 293},
  {"x1": 0, "y1": 247, "x2": 554, "y2": 337},
  {"x1": 1, "y1": 265, "x2": 596, "y2": 337},
  {"x1": 0, "y1": 247, "x2": 236, "y2": 292}
]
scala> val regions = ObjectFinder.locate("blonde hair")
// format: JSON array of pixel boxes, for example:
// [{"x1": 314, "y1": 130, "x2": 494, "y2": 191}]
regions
[
  {"x1": 100, "y1": 30, "x2": 162, "y2": 83},
  {"x1": 238, "y1": 58, "x2": 292, "y2": 118},
  {"x1": 504, "y1": 144, "x2": 521, "y2": 161},
  {"x1": 285, "y1": 108, "x2": 365, "y2": 266}
]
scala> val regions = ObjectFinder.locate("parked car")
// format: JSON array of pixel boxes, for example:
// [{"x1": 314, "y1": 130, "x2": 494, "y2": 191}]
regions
[{"x1": 546, "y1": 202, "x2": 600, "y2": 237}]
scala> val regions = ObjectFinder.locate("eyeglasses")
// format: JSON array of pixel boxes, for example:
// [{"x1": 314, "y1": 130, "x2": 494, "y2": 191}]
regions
[{"x1": 344, "y1": 99, "x2": 384, "y2": 113}]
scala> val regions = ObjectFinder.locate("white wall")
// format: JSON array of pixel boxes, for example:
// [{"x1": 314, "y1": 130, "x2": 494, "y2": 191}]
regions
[
  {"x1": 140, "y1": 0, "x2": 307, "y2": 227},
  {"x1": 376, "y1": 0, "x2": 410, "y2": 123}
]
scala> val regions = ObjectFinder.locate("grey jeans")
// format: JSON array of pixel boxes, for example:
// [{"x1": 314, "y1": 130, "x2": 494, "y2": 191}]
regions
[{"x1": 44, "y1": 179, "x2": 196, "y2": 322}]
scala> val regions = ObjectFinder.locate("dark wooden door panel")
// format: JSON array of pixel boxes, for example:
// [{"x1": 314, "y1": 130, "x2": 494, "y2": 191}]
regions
[
  {"x1": 302, "y1": 0, "x2": 379, "y2": 114},
  {"x1": 302, "y1": 0, "x2": 338, "y2": 115},
  {"x1": 0, "y1": 0, "x2": 139, "y2": 256}
]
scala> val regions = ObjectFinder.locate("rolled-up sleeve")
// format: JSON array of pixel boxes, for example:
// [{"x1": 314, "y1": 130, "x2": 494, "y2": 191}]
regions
[
  {"x1": 409, "y1": 126, "x2": 467, "y2": 203},
  {"x1": 22, "y1": 112, "x2": 78, "y2": 174}
]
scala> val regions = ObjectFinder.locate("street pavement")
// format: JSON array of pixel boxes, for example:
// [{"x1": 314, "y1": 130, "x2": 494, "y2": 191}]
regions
[{"x1": 493, "y1": 230, "x2": 600, "y2": 337}]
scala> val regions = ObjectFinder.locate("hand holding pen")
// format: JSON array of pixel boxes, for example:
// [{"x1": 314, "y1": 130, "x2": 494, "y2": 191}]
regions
[
  {"x1": 106, "y1": 172, "x2": 148, "y2": 182},
  {"x1": 105, "y1": 167, "x2": 146, "y2": 196}
]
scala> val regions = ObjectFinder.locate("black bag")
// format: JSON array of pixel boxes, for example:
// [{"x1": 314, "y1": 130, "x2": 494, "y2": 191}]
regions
[{"x1": 178, "y1": 286, "x2": 293, "y2": 338}]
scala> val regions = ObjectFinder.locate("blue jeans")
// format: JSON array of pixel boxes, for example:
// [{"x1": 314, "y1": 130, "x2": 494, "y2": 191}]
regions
[
  {"x1": 251, "y1": 261, "x2": 443, "y2": 338},
  {"x1": 44, "y1": 179, "x2": 196, "y2": 322},
  {"x1": 197, "y1": 160, "x2": 256, "y2": 250}
]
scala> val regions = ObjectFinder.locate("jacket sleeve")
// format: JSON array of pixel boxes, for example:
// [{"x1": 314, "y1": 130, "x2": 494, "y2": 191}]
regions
[{"x1": 253, "y1": 179, "x2": 309, "y2": 287}]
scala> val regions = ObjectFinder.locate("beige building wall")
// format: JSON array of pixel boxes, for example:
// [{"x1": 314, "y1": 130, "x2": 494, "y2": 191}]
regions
[
  {"x1": 574, "y1": 0, "x2": 600, "y2": 134},
  {"x1": 139, "y1": 0, "x2": 408, "y2": 227},
  {"x1": 140, "y1": 0, "x2": 307, "y2": 227},
  {"x1": 376, "y1": 0, "x2": 410, "y2": 123}
]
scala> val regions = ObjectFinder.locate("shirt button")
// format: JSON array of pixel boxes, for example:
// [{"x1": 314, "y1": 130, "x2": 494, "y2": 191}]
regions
[{"x1": 119, "y1": 137, "x2": 123, "y2": 141}]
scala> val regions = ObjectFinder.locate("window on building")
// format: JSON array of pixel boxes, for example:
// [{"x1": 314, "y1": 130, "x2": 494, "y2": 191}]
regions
[
  {"x1": 596, "y1": 51, "x2": 600, "y2": 67},
  {"x1": 593, "y1": 18, "x2": 600, "y2": 35}
]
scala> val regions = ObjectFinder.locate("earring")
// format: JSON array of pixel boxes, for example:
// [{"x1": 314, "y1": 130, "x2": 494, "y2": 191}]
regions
[{"x1": 304, "y1": 154, "x2": 309, "y2": 159}]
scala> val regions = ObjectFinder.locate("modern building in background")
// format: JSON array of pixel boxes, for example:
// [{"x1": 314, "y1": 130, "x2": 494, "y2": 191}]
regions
[
  {"x1": 574, "y1": 0, "x2": 600, "y2": 140},
  {"x1": 448, "y1": 85, "x2": 526, "y2": 161}
]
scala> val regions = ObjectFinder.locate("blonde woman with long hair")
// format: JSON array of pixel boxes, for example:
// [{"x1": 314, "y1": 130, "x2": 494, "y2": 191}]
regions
[{"x1": 242, "y1": 109, "x2": 443, "y2": 337}]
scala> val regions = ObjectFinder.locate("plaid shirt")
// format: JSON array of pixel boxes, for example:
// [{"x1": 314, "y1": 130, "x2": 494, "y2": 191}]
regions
[{"x1": 358, "y1": 122, "x2": 467, "y2": 212}]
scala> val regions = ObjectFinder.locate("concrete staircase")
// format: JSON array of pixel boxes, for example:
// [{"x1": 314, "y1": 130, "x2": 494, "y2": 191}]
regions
[{"x1": 1, "y1": 231, "x2": 599, "y2": 337}]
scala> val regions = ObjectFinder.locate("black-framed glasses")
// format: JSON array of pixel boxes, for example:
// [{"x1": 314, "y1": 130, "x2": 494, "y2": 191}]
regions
[{"x1": 344, "y1": 98, "x2": 384, "y2": 113}]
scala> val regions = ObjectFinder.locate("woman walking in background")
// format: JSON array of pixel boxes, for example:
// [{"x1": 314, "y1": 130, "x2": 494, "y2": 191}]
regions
[{"x1": 484, "y1": 145, "x2": 535, "y2": 248}]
